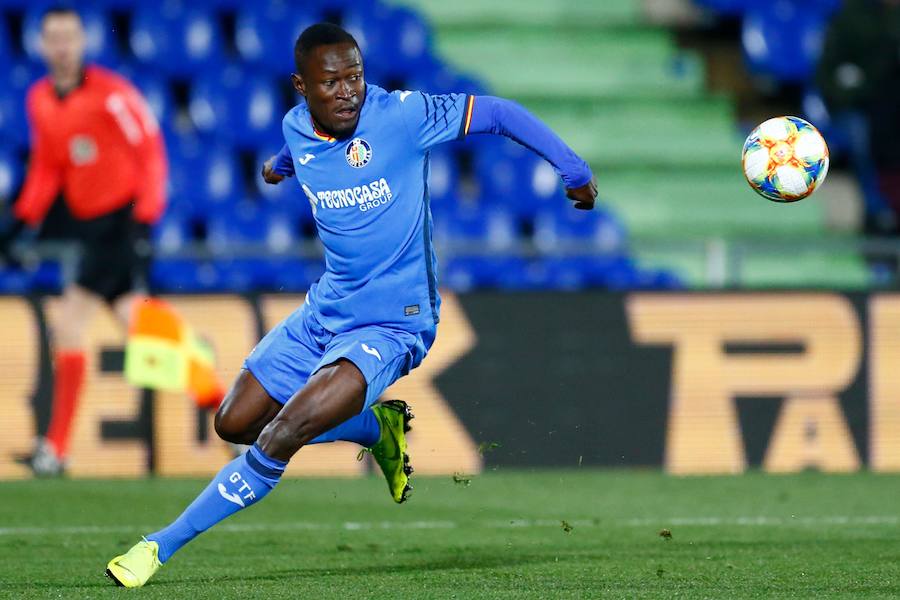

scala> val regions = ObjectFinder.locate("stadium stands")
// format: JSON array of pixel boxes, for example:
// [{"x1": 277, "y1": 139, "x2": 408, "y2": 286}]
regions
[
  {"x1": 407, "y1": 0, "x2": 870, "y2": 288},
  {"x1": 0, "y1": 0, "x2": 870, "y2": 292},
  {"x1": 0, "y1": 0, "x2": 674, "y2": 293}
]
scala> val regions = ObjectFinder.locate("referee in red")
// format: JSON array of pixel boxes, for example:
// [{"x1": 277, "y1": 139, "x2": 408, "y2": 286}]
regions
[{"x1": 1, "y1": 6, "x2": 167, "y2": 475}]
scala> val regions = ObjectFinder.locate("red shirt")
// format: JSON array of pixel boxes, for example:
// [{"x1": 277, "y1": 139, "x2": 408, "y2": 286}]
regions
[{"x1": 14, "y1": 64, "x2": 167, "y2": 226}]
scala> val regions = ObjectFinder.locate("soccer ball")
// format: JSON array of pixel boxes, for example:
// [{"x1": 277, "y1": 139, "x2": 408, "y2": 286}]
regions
[{"x1": 741, "y1": 116, "x2": 829, "y2": 202}]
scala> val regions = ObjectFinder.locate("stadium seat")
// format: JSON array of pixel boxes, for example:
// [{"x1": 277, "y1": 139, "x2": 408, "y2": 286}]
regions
[
  {"x1": 0, "y1": 149, "x2": 24, "y2": 202},
  {"x1": 22, "y1": 6, "x2": 118, "y2": 67},
  {"x1": 692, "y1": 0, "x2": 750, "y2": 16},
  {"x1": 234, "y1": 1, "x2": 322, "y2": 76},
  {"x1": 151, "y1": 257, "x2": 224, "y2": 293},
  {"x1": 253, "y1": 148, "x2": 318, "y2": 230},
  {"x1": 188, "y1": 67, "x2": 284, "y2": 148},
  {"x1": 343, "y1": 5, "x2": 434, "y2": 79},
  {"x1": 206, "y1": 200, "x2": 269, "y2": 255},
  {"x1": 0, "y1": 63, "x2": 39, "y2": 151},
  {"x1": 742, "y1": 0, "x2": 828, "y2": 83},
  {"x1": 167, "y1": 135, "x2": 242, "y2": 218},
  {"x1": 440, "y1": 255, "x2": 525, "y2": 291},
  {"x1": 533, "y1": 206, "x2": 627, "y2": 255},
  {"x1": 474, "y1": 140, "x2": 569, "y2": 220},
  {"x1": 112, "y1": 65, "x2": 177, "y2": 135},
  {"x1": 152, "y1": 205, "x2": 192, "y2": 254},
  {"x1": 265, "y1": 256, "x2": 326, "y2": 292},
  {"x1": 433, "y1": 203, "x2": 517, "y2": 253},
  {"x1": 426, "y1": 147, "x2": 459, "y2": 206},
  {"x1": 0, "y1": 269, "x2": 31, "y2": 294},
  {"x1": 130, "y1": 3, "x2": 223, "y2": 76}
]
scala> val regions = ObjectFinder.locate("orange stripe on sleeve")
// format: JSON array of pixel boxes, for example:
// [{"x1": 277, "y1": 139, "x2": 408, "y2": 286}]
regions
[{"x1": 463, "y1": 95, "x2": 475, "y2": 136}]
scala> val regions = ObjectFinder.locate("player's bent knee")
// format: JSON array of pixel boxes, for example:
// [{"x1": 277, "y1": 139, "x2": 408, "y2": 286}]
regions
[
  {"x1": 214, "y1": 406, "x2": 253, "y2": 445},
  {"x1": 257, "y1": 414, "x2": 321, "y2": 461}
]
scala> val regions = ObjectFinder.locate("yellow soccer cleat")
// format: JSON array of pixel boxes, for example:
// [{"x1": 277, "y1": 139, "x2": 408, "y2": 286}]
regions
[
  {"x1": 368, "y1": 400, "x2": 415, "y2": 503},
  {"x1": 105, "y1": 539, "x2": 162, "y2": 588}
]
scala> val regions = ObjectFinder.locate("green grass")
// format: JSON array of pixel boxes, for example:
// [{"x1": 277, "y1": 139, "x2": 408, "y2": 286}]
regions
[{"x1": 1, "y1": 471, "x2": 899, "y2": 598}]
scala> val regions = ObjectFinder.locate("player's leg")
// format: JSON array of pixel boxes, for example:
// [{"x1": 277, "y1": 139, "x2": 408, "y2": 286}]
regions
[
  {"x1": 106, "y1": 359, "x2": 366, "y2": 587},
  {"x1": 213, "y1": 368, "x2": 379, "y2": 447},
  {"x1": 213, "y1": 369, "x2": 282, "y2": 445},
  {"x1": 234, "y1": 305, "x2": 381, "y2": 447},
  {"x1": 35, "y1": 283, "x2": 102, "y2": 474},
  {"x1": 313, "y1": 325, "x2": 435, "y2": 503}
]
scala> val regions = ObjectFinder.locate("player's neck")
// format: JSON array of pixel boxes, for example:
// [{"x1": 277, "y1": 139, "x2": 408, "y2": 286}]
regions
[{"x1": 51, "y1": 65, "x2": 85, "y2": 98}]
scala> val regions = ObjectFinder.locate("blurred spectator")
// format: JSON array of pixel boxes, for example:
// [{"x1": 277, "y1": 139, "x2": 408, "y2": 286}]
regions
[
  {"x1": 0, "y1": 7, "x2": 221, "y2": 476},
  {"x1": 816, "y1": 0, "x2": 900, "y2": 234}
]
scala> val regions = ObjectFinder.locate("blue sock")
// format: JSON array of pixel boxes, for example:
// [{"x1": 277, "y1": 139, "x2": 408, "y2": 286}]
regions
[
  {"x1": 147, "y1": 444, "x2": 286, "y2": 563},
  {"x1": 308, "y1": 408, "x2": 380, "y2": 447}
]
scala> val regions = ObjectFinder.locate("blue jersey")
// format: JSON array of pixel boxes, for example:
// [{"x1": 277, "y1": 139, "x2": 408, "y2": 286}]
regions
[{"x1": 282, "y1": 84, "x2": 473, "y2": 334}]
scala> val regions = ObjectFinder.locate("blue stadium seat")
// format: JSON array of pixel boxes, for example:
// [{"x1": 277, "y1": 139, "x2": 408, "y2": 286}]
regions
[
  {"x1": 441, "y1": 256, "x2": 525, "y2": 292},
  {"x1": 151, "y1": 257, "x2": 224, "y2": 293},
  {"x1": 433, "y1": 203, "x2": 517, "y2": 252},
  {"x1": 206, "y1": 200, "x2": 269, "y2": 255},
  {"x1": 426, "y1": 148, "x2": 459, "y2": 206},
  {"x1": 253, "y1": 148, "x2": 318, "y2": 229},
  {"x1": 0, "y1": 63, "x2": 39, "y2": 150},
  {"x1": 167, "y1": 134, "x2": 242, "y2": 218},
  {"x1": 0, "y1": 149, "x2": 24, "y2": 201},
  {"x1": 742, "y1": 0, "x2": 828, "y2": 83},
  {"x1": 266, "y1": 257, "x2": 325, "y2": 292},
  {"x1": 113, "y1": 66, "x2": 176, "y2": 134},
  {"x1": 22, "y1": 6, "x2": 118, "y2": 67},
  {"x1": 0, "y1": 269, "x2": 31, "y2": 294},
  {"x1": 533, "y1": 205, "x2": 627, "y2": 254},
  {"x1": 693, "y1": 0, "x2": 751, "y2": 16},
  {"x1": 130, "y1": 3, "x2": 223, "y2": 76},
  {"x1": 28, "y1": 261, "x2": 63, "y2": 293},
  {"x1": 235, "y1": 1, "x2": 322, "y2": 76},
  {"x1": 475, "y1": 139, "x2": 566, "y2": 220},
  {"x1": 152, "y1": 205, "x2": 192, "y2": 254},
  {"x1": 188, "y1": 67, "x2": 284, "y2": 148},
  {"x1": 343, "y1": 5, "x2": 433, "y2": 79}
]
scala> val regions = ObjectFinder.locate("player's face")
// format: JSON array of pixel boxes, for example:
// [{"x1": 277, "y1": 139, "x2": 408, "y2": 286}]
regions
[
  {"x1": 293, "y1": 43, "x2": 365, "y2": 139},
  {"x1": 40, "y1": 13, "x2": 85, "y2": 75}
]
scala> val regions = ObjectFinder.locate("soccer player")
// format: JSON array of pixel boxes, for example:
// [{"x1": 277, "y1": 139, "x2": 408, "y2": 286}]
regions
[
  {"x1": 0, "y1": 7, "x2": 167, "y2": 475},
  {"x1": 105, "y1": 23, "x2": 596, "y2": 587}
]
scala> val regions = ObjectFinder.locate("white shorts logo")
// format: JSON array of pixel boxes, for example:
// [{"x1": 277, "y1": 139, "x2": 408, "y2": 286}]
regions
[{"x1": 361, "y1": 343, "x2": 382, "y2": 361}]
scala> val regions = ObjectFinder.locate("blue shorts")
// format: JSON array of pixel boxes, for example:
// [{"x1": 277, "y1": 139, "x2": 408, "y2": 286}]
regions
[{"x1": 244, "y1": 303, "x2": 435, "y2": 410}]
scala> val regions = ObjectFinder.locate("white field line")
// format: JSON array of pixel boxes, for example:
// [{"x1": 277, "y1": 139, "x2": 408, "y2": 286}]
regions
[{"x1": 0, "y1": 516, "x2": 897, "y2": 537}]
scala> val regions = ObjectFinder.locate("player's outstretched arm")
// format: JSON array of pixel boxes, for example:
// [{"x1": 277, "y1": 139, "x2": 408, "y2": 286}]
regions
[
  {"x1": 261, "y1": 144, "x2": 295, "y2": 185},
  {"x1": 468, "y1": 96, "x2": 597, "y2": 210}
]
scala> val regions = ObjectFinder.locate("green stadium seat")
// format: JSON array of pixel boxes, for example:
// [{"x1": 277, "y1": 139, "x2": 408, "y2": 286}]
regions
[{"x1": 398, "y1": 0, "x2": 643, "y2": 27}]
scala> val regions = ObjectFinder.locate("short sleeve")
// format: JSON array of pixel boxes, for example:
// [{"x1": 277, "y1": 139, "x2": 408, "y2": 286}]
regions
[{"x1": 396, "y1": 91, "x2": 474, "y2": 152}]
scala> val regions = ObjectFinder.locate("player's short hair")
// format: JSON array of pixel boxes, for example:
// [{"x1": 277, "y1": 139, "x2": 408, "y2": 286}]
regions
[
  {"x1": 294, "y1": 23, "x2": 360, "y2": 74},
  {"x1": 41, "y1": 4, "x2": 81, "y2": 23}
]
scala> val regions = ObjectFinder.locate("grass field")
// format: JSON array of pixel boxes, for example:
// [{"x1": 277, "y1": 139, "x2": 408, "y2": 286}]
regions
[{"x1": 1, "y1": 470, "x2": 899, "y2": 598}]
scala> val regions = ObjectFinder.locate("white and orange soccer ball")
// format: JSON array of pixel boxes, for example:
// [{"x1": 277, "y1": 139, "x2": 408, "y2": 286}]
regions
[{"x1": 741, "y1": 116, "x2": 829, "y2": 202}]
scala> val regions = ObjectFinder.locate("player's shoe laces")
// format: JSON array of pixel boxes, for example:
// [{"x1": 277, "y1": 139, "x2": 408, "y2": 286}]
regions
[
  {"x1": 366, "y1": 400, "x2": 414, "y2": 503},
  {"x1": 105, "y1": 539, "x2": 162, "y2": 588}
]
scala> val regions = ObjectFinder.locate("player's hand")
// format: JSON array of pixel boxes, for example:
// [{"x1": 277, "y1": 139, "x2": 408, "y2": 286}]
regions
[
  {"x1": 566, "y1": 176, "x2": 597, "y2": 210},
  {"x1": 262, "y1": 157, "x2": 285, "y2": 185}
]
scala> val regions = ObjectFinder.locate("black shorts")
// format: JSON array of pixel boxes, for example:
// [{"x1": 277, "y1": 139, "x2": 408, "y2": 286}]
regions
[{"x1": 63, "y1": 204, "x2": 150, "y2": 304}]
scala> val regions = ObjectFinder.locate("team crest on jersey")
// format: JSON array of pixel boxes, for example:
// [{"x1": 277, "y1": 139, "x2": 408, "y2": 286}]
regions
[
  {"x1": 69, "y1": 135, "x2": 98, "y2": 166},
  {"x1": 345, "y1": 138, "x2": 372, "y2": 168}
]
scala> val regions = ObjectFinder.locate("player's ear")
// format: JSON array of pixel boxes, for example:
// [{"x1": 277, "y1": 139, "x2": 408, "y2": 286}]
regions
[{"x1": 291, "y1": 73, "x2": 306, "y2": 98}]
